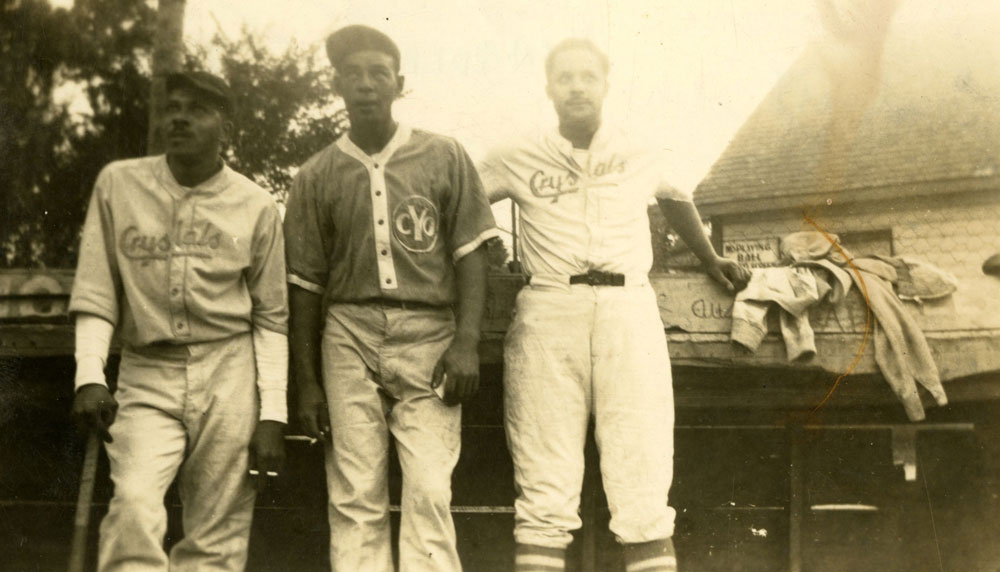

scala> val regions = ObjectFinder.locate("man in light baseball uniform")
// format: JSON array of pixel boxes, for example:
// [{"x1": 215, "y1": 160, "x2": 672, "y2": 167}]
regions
[
  {"x1": 479, "y1": 39, "x2": 750, "y2": 572},
  {"x1": 284, "y1": 25, "x2": 498, "y2": 572},
  {"x1": 69, "y1": 71, "x2": 288, "y2": 571}
]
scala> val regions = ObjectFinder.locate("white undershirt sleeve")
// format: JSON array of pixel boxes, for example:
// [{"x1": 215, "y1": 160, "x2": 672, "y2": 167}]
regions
[
  {"x1": 74, "y1": 313, "x2": 115, "y2": 391},
  {"x1": 253, "y1": 324, "x2": 289, "y2": 424}
]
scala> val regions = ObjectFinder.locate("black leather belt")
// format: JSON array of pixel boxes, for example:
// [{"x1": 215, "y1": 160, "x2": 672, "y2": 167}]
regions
[
  {"x1": 357, "y1": 298, "x2": 448, "y2": 311},
  {"x1": 568, "y1": 270, "x2": 626, "y2": 286}
]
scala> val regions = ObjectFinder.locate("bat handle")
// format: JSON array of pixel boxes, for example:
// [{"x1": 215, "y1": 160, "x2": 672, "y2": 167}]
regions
[{"x1": 68, "y1": 432, "x2": 100, "y2": 572}]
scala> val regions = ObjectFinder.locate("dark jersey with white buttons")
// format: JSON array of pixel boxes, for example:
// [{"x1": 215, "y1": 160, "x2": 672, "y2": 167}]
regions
[{"x1": 284, "y1": 125, "x2": 498, "y2": 306}]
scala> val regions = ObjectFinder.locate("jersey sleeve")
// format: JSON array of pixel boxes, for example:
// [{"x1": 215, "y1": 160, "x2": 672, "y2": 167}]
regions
[
  {"x1": 253, "y1": 324, "x2": 288, "y2": 423},
  {"x1": 74, "y1": 313, "x2": 115, "y2": 390},
  {"x1": 476, "y1": 146, "x2": 514, "y2": 203},
  {"x1": 445, "y1": 141, "x2": 501, "y2": 261},
  {"x1": 283, "y1": 168, "x2": 328, "y2": 295},
  {"x1": 68, "y1": 166, "x2": 122, "y2": 325},
  {"x1": 248, "y1": 202, "x2": 289, "y2": 335}
]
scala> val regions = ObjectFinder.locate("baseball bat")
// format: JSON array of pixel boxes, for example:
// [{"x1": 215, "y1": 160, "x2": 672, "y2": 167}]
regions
[{"x1": 67, "y1": 432, "x2": 100, "y2": 572}]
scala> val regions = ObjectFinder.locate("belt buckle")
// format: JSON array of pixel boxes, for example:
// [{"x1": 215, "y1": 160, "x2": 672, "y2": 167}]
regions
[
  {"x1": 585, "y1": 270, "x2": 606, "y2": 286},
  {"x1": 569, "y1": 270, "x2": 624, "y2": 286},
  {"x1": 591, "y1": 270, "x2": 623, "y2": 286}
]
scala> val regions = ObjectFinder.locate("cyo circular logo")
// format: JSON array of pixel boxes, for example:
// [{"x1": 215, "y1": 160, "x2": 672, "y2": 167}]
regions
[{"x1": 392, "y1": 196, "x2": 439, "y2": 252}]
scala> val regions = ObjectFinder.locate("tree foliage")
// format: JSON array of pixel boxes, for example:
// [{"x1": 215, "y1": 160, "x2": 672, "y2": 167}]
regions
[
  {"x1": 485, "y1": 236, "x2": 511, "y2": 272},
  {"x1": 203, "y1": 31, "x2": 346, "y2": 204},
  {"x1": 648, "y1": 203, "x2": 705, "y2": 271},
  {"x1": 1, "y1": 0, "x2": 345, "y2": 268},
  {"x1": 1, "y1": 0, "x2": 154, "y2": 268}
]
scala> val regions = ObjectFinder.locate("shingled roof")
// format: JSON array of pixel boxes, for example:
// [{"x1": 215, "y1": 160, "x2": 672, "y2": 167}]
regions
[{"x1": 694, "y1": 14, "x2": 1000, "y2": 216}]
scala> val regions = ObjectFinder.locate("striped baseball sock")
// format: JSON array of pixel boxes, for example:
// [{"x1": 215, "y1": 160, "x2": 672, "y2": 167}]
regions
[
  {"x1": 513, "y1": 543, "x2": 567, "y2": 571},
  {"x1": 623, "y1": 537, "x2": 678, "y2": 572}
]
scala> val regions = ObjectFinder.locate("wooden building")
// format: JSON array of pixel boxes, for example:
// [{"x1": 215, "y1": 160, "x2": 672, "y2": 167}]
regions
[{"x1": 657, "y1": 12, "x2": 1000, "y2": 401}]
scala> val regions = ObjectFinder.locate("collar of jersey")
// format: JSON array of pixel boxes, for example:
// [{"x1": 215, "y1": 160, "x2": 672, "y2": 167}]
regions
[
  {"x1": 544, "y1": 122, "x2": 613, "y2": 155},
  {"x1": 337, "y1": 123, "x2": 413, "y2": 169},
  {"x1": 155, "y1": 155, "x2": 231, "y2": 198}
]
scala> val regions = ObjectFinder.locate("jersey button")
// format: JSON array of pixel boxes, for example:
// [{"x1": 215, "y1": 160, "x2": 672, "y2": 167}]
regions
[
  {"x1": 171, "y1": 288, "x2": 179, "y2": 296},
  {"x1": 381, "y1": 249, "x2": 388, "y2": 256},
  {"x1": 378, "y1": 219, "x2": 384, "y2": 225},
  {"x1": 176, "y1": 322, "x2": 184, "y2": 329},
  {"x1": 375, "y1": 190, "x2": 382, "y2": 196},
  {"x1": 385, "y1": 278, "x2": 392, "y2": 284},
  {"x1": 374, "y1": 163, "x2": 379, "y2": 169}
]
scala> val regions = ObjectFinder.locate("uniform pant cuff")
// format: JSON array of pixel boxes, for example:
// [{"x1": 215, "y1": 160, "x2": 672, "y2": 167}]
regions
[
  {"x1": 623, "y1": 537, "x2": 678, "y2": 572},
  {"x1": 514, "y1": 543, "x2": 567, "y2": 571}
]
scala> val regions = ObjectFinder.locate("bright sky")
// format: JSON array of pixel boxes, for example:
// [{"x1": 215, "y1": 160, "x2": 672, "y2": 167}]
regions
[
  {"x1": 186, "y1": 0, "x2": 823, "y2": 192},
  {"x1": 48, "y1": 0, "x2": 997, "y2": 193},
  {"x1": 45, "y1": 0, "x2": 994, "y2": 245}
]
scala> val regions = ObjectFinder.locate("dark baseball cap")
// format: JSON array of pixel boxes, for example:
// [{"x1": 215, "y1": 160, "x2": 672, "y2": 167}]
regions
[
  {"x1": 165, "y1": 71, "x2": 234, "y2": 115},
  {"x1": 325, "y1": 25, "x2": 401, "y2": 70}
]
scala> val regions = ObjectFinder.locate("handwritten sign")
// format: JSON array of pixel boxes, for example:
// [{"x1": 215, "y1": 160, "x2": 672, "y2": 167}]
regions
[
  {"x1": 723, "y1": 238, "x2": 781, "y2": 268},
  {"x1": 655, "y1": 273, "x2": 871, "y2": 334}
]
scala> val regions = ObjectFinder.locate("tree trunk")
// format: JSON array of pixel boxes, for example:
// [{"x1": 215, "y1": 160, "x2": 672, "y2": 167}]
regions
[{"x1": 147, "y1": 0, "x2": 186, "y2": 155}]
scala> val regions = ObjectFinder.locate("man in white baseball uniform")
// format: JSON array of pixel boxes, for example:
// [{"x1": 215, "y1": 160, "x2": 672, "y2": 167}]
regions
[
  {"x1": 478, "y1": 39, "x2": 749, "y2": 572},
  {"x1": 69, "y1": 71, "x2": 288, "y2": 571},
  {"x1": 284, "y1": 25, "x2": 498, "y2": 572}
]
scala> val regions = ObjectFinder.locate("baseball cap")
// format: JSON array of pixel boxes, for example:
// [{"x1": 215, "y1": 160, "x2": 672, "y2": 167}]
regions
[
  {"x1": 325, "y1": 25, "x2": 400, "y2": 70},
  {"x1": 165, "y1": 71, "x2": 234, "y2": 115}
]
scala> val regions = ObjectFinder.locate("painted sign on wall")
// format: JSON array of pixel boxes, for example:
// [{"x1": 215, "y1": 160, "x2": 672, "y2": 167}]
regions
[{"x1": 723, "y1": 238, "x2": 781, "y2": 269}]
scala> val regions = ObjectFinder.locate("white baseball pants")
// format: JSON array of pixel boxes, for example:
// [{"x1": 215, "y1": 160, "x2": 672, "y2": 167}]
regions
[
  {"x1": 321, "y1": 303, "x2": 463, "y2": 572},
  {"x1": 504, "y1": 282, "x2": 676, "y2": 549},
  {"x1": 99, "y1": 334, "x2": 258, "y2": 572}
]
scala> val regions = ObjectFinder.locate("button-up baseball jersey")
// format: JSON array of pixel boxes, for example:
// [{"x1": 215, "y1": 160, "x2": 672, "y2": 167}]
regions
[
  {"x1": 478, "y1": 126, "x2": 691, "y2": 278},
  {"x1": 69, "y1": 156, "x2": 288, "y2": 346},
  {"x1": 284, "y1": 124, "x2": 499, "y2": 306}
]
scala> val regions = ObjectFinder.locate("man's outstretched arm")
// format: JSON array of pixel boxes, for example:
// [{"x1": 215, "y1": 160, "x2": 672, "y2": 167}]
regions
[{"x1": 658, "y1": 198, "x2": 750, "y2": 292}]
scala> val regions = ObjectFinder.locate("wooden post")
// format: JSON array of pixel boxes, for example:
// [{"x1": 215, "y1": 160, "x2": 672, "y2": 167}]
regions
[
  {"x1": 147, "y1": 0, "x2": 187, "y2": 155},
  {"x1": 509, "y1": 201, "x2": 521, "y2": 273},
  {"x1": 788, "y1": 425, "x2": 806, "y2": 572}
]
